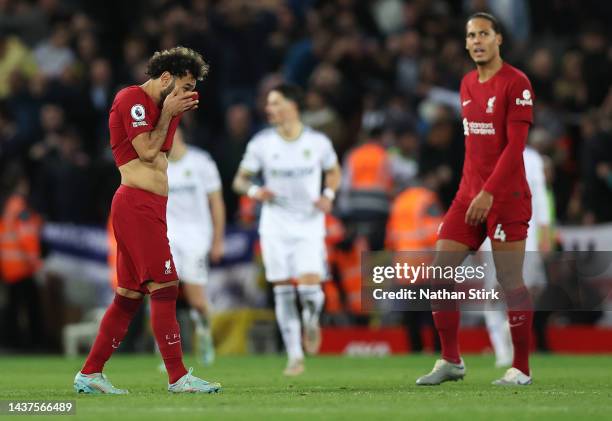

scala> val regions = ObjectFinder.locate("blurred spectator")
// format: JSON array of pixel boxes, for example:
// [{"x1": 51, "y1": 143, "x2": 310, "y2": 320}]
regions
[
  {"x1": 553, "y1": 51, "x2": 588, "y2": 112},
  {"x1": 0, "y1": 0, "x2": 51, "y2": 46},
  {"x1": 390, "y1": 30, "x2": 421, "y2": 97},
  {"x1": 581, "y1": 96, "x2": 612, "y2": 223},
  {"x1": 75, "y1": 31, "x2": 99, "y2": 70},
  {"x1": 385, "y1": 180, "x2": 443, "y2": 352},
  {"x1": 212, "y1": 103, "x2": 255, "y2": 220},
  {"x1": 302, "y1": 89, "x2": 346, "y2": 156},
  {"x1": 0, "y1": 101, "x2": 25, "y2": 162},
  {"x1": 84, "y1": 58, "x2": 113, "y2": 156},
  {"x1": 339, "y1": 126, "x2": 392, "y2": 250},
  {"x1": 33, "y1": 23, "x2": 75, "y2": 78},
  {"x1": 388, "y1": 123, "x2": 420, "y2": 194},
  {"x1": 117, "y1": 35, "x2": 148, "y2": 86},
  {"x1": 0, "y1": 0, "x2": 610, "y2": 229},
  {"x1": 31, "y1": 128, "x2": 94, "y2": 223},
  {"x1": 418, "y1": 105, "x2": 463, "y2": 208},
  {"x1": 0, "y1": 29, "x2": 38, "y2": 99},
  {"x1": 527, "y1": 48, "x2": 555, "y2": 105},
  {"x1": 579, "y1": 25, "x2": 611, "y2": 107},
  {"x1": 0, "y1": 162, "x2": 43, "y2": 350}
]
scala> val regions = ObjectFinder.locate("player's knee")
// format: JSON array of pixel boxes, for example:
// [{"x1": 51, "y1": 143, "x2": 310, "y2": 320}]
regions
[
  {"x1": 146, "y1": 280, "x2": 179, "y2": 293},
  {"x1": 273, "y1": 279, "x2": 293, "y2": 286},
  {"x1": 149, "y1": 282, "x2": 179, "y2": 301},
  {"x1": 113, "y1": 293, "x2": 143, "y2": 313},
  {"x1": 496, "y1": 273, "x2": 524, "y2": 291},
  {"x1": 116, "y1": 287, "x2": 145, "y2": 300},
  {"x1": 185, "y1": 294, "x2": 206, "y2": 313},
  {"x1": 298, "y1": 273, "x2": 321, "y2": 285}
]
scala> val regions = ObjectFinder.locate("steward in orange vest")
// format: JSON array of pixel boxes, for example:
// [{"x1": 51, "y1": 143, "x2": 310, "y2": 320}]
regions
[
  {"x1": 385, "y1": 186, "x2": 442, "y2": 252},
  {"x1": 0, "y1": 166, "x2": 44, "y2": 349},
  {"x1": 339, "y1": 128, "x2": 392, "y2": 250},
  {"x1": 0, "y1": 194, "x2": 42, "y2": 283}
]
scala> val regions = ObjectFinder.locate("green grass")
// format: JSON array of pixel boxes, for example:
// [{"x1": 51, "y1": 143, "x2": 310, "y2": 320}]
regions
[{"x1": 0, "y1": 354, "x2": 610, "y2": 420}]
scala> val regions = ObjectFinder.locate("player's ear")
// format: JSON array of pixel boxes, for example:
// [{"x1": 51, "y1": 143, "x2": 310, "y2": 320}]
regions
[
  {"x1": 160, "y1": 71, "x2": 172, "y2": 87},
  {"x1": 496, "y1": 33, "x2": 502, "y2": 47}
]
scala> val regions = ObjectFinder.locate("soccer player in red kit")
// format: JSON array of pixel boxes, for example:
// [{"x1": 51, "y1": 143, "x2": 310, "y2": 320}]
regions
[
  {"x1": 74, "y1": 47, "x2": 221, "y2": 394},
  {"x1": 416, "y1": 13, "x2": 535, "y2": 386}
]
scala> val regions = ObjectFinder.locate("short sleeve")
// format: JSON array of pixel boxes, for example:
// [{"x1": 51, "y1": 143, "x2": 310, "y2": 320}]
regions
[
  {"x1": 239, "y1": 138, "x2": 263, "y2": 173},
  {"x1": 320, "y1": 135, "x2": 338, "y2": 170},
  {"x1": 507, "y1": 76, "x2": 534, "y2": 124},
  {"x1": 116, "y1": 89, "x2": 155, "y2": 141},
  {"x1": 201, "y1": 155, "x2": 222, "y2": 193}
]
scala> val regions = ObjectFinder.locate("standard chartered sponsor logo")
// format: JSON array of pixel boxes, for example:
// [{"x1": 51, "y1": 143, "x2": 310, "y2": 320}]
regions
[
  {"x1": 270, "y1": 167, "x2": 315, "y2": 178},
  {"x1": 463, "y1": 118, "x2": 496, "y2": 136}
]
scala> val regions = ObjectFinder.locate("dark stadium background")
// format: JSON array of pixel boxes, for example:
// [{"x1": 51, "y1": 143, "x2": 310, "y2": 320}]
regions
[{"x1": 1, "y1": 0, "x2": 612, "y2": 356}]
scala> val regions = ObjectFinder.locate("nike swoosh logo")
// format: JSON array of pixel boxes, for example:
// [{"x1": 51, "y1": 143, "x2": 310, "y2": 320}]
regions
[
  {"x1": 509, "y1": 322, "x2": 524, "y2": 327},
  {"x1": 167, "y1": 340, "x2": 181, "y2": 345},
  {"x1": 462, "y1": 100, "x2": 471, "y2": 106}
]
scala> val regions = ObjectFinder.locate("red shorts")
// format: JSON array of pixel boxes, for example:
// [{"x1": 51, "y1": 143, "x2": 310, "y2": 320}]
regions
[
  {"x1": 438, "y1": 195, "x2": 531, "y2": 250},
  {"x1": 111, "y1": 185, "x2": 177, "y2": 293}
]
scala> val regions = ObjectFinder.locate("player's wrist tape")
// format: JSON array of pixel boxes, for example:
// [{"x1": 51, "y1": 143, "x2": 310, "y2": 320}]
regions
[
  {"x1": 323, "y1": 187, "x2": 336, "y2": 201},
  {"x1": 247, "y1": 185, "x2": 261, "y2": 198}
]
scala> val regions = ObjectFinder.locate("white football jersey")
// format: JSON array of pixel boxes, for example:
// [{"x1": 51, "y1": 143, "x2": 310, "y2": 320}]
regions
[
  {"x1": 239, "y1": 126, "x2": 338, "y2": 238},
  {"x1": 166, "y1": 146, "x2": 221, "y2": 252},
  {"x1": 524, "y1": 146, "x2": 550, "y2": 251}
]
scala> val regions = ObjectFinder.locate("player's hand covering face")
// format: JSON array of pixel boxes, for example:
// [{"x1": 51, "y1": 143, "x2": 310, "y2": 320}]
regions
[
  {"x1": 162, "y1": 74, "x2": 199, "y2": 116},
  {"x1": 465, "y1": 18, "x2": 502, "y2": 65}
]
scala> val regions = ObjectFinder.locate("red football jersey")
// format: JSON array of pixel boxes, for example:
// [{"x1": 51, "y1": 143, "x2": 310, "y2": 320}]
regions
[
  {"x1": 457, "y1": 63, "x2": 534, "y2": 203},
  {"x1": 109, "y1": 86, "x2": 180, "y2": 167}
]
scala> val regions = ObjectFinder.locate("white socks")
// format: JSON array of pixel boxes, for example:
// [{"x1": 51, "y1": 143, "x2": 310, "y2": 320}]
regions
[
  {"x1": 297, "y1": 284, "x2": 325, "y2": 328},
  {"x1": 189, "y1": 308, "x2": 210, "y2": 333},
  {"x1": 484, "y1": 310, "x2": 513, "y2": 366},
  {"x1": 273, "y1": 285, "x2": 304, "y2": 362}
]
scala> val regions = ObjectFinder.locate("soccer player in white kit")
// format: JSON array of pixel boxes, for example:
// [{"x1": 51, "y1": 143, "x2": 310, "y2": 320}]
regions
[
  {"x1": 480, "y1": 144, "x2": 551, "y2": 367},
  {"x1": 233, "y1": 84, "x2": 341, "y2": 376},
  {"x1": 167, "y1": 127, "x2": 225, "y2": 365}
]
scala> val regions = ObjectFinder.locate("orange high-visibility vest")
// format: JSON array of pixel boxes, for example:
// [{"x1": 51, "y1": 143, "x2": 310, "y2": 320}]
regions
[
  {"x1": 346, "y1": 143, "x2": 392, "y2": 193},
  {"x1": 323, "y1": 214, "x2": 345, "y2": 314},
  {"x1": 344, "y1": 142, "x2": 393, "y2": 215},
  {"x1": 0, "y1": 195, "x2": 42, "y2": 283},
  {"x1": 385, "y1": 187, "x2": 442, "y2": 252},
  {"x1": 328, "y1": 236, "x2": 368, "y2": 315}
]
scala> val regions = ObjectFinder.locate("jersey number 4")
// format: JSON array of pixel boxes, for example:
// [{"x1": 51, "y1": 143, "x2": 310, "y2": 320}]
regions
[{"x1": 493, "y1": 224, "x2": 507, "y2": 242}]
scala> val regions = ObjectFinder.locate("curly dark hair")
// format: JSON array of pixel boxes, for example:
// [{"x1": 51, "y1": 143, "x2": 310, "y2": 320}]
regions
[{"x1": 146, "y1": 46, "x2": 209, "y2": 81}]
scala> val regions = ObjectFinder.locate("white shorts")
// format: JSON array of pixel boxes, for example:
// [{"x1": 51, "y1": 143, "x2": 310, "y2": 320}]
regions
[
  {"x1": 260, "y1": 234, "x2": 326, "y2": 282},
  {"x1": 171, "y1": 244, "x2": 209, "y2": 285}
]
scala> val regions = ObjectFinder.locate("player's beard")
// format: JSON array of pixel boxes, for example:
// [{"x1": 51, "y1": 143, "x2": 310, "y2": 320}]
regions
[
  {"x1": 160, "y1": 79, "x2": 176, "y2": 105},
  {"x1": 473, "y1": 53, "x2": 492, "y2": 66}
]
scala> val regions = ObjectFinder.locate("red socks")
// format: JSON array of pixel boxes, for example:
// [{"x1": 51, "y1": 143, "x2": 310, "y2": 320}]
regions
[
  {"x1": 82, "y1": 287, "x2": 188, "y2": 384},
  {"x1": 505, "y1": 286, "x2": 533, "y2": 375},
  {"x1": 432, "y1": 311, "x2": 461, "y2": 364},
  {"x1": 82, "y1": 294, "x2": 142, "y2": 374},
  {"x1": 150, "y1": 286, "x2": 188, "y2": 384},
  {"x1": 430, "y1": 285, "x2": 532, "y2": 374}
]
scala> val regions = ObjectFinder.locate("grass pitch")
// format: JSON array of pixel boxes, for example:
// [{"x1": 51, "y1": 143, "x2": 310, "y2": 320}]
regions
[{"x1": 0, "y1": 354, "x2": 610, "y2": 420}]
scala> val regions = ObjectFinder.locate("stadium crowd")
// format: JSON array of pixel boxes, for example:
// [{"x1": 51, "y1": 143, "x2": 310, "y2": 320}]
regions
[
  {"x1": 1, "y1": 0, "x2": 612, "y2": 224},
  {"x1": 1, "y1": 0, "x2": 611, "y2": 350}
]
